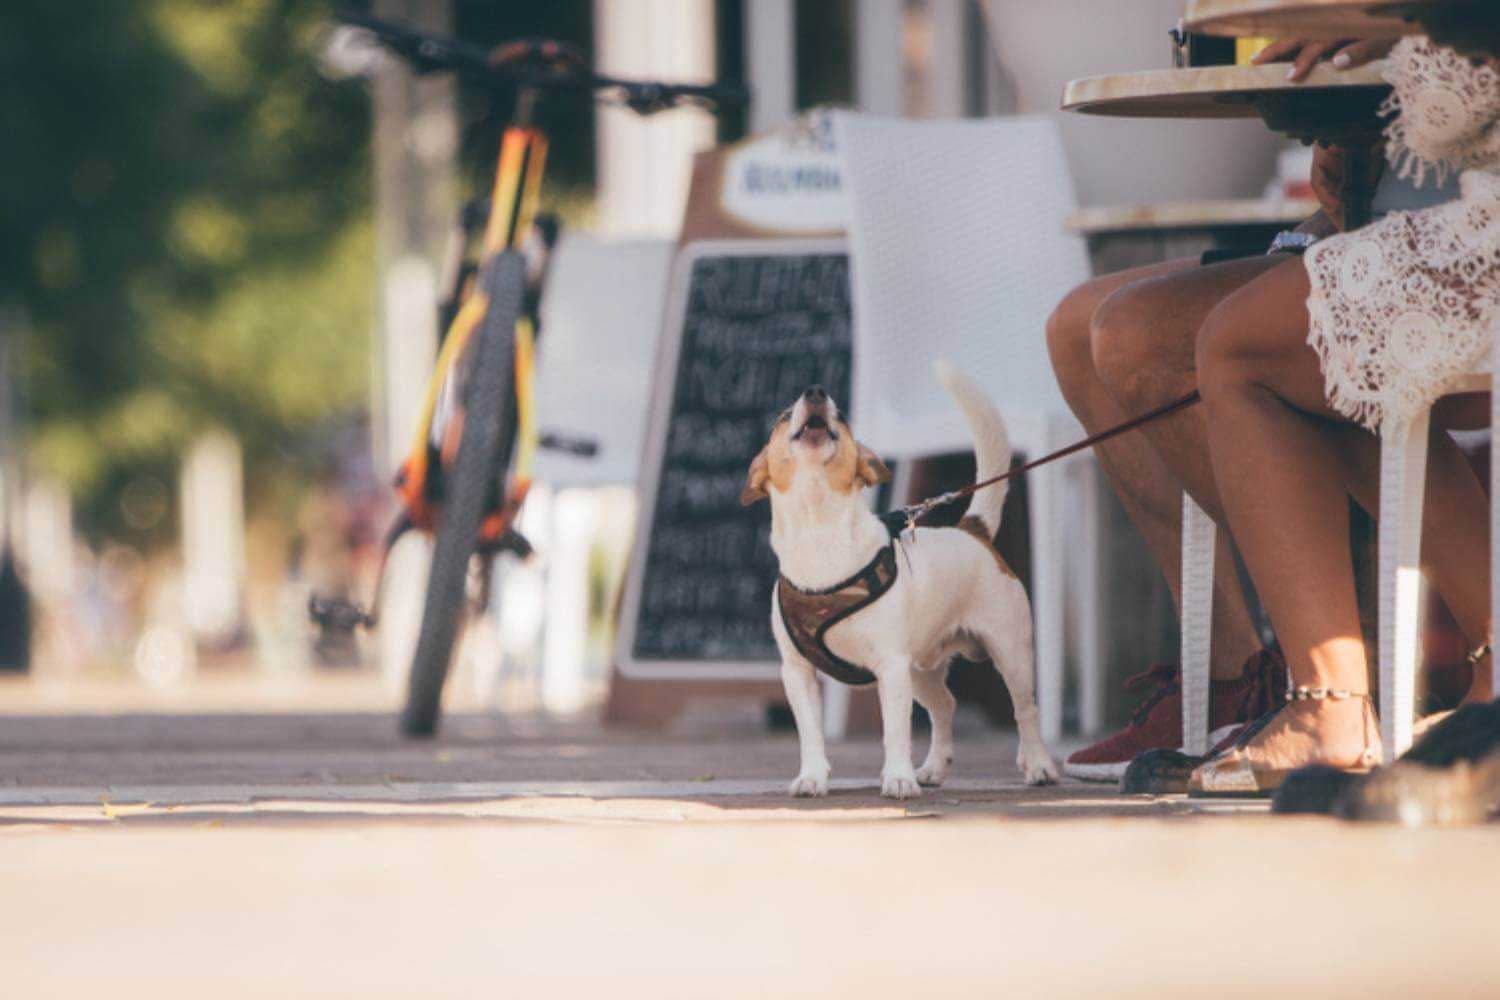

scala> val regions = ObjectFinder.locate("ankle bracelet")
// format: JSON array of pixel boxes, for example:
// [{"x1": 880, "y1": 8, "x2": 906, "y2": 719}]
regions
[
  {"x1": 1467, "y1": 643, "x2": 1491, "y2": 665},
  {"x1": 1285, "y1": 686, "x2": 1367, "y2": 702}
]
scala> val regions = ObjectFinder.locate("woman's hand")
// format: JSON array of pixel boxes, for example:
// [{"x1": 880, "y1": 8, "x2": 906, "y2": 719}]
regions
[{"x1": 1252, "y1": 37, "x2": 1397, "y2": 81}]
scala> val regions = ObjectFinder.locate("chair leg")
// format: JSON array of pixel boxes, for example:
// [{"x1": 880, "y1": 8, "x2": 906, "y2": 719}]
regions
[
  {"x1": 822, "y1": 679, "x2": 850, "y2": 743},
  {"x1": 1072, "y1": 457, "x2": 1105, "y2": 735},
  {"x1": 1180, "y1": 495, "x2": 1216, "y2": 756},
  {"x1": 1379, "y1": 412, "x2": 1432, "y2": 759},
  {"x1": 1029, "y1": 452, "x2": 1066, "y2": 745},
  {"x1": 1492, "y1": 361, "x2": 1499, "y2": 705}
]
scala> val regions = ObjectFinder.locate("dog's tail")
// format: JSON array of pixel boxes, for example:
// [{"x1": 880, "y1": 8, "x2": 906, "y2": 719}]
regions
[{"x1": 934, "y1": 359, "x2": 1011, "y2": 536}]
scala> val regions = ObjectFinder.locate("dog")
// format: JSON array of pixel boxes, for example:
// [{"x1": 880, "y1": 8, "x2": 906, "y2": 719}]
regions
[{"x1": 741, "y1": 362, "x2": 1059, "y2": 798}]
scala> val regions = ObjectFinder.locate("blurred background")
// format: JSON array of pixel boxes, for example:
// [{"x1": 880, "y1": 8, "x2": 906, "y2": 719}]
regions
[{"x1": 0, "y1": 0, "x2": 1303, "y2": 724}]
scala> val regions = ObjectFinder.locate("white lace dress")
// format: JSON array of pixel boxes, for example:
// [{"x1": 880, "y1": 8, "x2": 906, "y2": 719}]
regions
[{"x1": 1304, "y1": 37, "x2": 1500, "y2": 430}]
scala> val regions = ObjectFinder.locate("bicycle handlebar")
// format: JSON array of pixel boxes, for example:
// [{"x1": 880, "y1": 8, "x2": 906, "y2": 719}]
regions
[{"x1": 335, "y1": 10, "x2": 749, "y2": 115}]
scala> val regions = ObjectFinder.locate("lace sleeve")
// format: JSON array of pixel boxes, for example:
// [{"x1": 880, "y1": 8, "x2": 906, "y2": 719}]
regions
[{"x1": 1383, "y1": 36, "x2": 1500, "y2": 187}]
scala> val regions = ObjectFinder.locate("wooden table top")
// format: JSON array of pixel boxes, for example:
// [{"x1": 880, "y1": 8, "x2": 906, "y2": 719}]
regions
[
  {"x1": 1061, "y1": 61, "x2": 1388, "y2": 120},
  {"x1": 1066, "y1": 198, "x2": 1320, "y2": 235},
  {"x1": 1185, "y1": 0, "x2": 1449, "y2": 38}
]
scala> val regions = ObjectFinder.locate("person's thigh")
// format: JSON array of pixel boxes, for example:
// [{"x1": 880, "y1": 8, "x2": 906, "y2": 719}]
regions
[
  {"x1": 1047, "y1": 256, "x2": 1198, "y2": 376},
  {"x1": 1195, "y1": 256, "x2": 1341, "y2": 420},
  {"x1": 1090, "y1": 253, "x2": 1291, "y2": 403}
]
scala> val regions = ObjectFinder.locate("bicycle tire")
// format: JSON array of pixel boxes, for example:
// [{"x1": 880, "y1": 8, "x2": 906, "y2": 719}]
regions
[{"x1": 400, "y1": 250, "x2": 525, "y2": 737}]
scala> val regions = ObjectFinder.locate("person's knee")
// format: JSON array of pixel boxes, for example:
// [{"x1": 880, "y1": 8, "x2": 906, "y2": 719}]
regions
[
  {"x1": 1195, "y1": 299, "x2": 1255, "y2": 402},
  {"x1": 1046, "y1": 280, "x2": 1107, "y2": 396},
  {"x1": 1089, "y1": 285, "x2": 1186, "y2": 411}
]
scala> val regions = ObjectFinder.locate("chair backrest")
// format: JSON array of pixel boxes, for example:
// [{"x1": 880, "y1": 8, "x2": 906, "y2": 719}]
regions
[
  {"x1": 834, "y1": 113, "x2": 1090, "y2": 458},
  {"x1": 532, "y1": 234, "x2": 675, "y2": 487}
]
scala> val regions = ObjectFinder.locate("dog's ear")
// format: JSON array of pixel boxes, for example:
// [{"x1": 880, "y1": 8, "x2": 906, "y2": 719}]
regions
[
  {"x1": 856, "y1": 444, "x2": 892, "y2": 488},
  {"x1": 741, "y1": 448, "x2": 771, "y2": 505}
]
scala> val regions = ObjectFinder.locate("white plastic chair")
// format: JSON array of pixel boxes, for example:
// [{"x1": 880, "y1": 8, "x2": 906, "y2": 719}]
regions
[
  {"x1": 1178, "y1": 364, "x2": 1497, "y2": 760},
  {"x1": 1378, "y1": 369, "x2": 1494, "y2": 757},
  {"x1": 1179, "y1": 499, "x2": 1216, "y2": 756},
  {"x1": 833, "y1": 112, "x2": 1104, "y2": 743},
  {"x1": 526, "y1": 235, "x2": 674, "y2": 706},
  {"x1": 532, "y1": 234, "x2": 676, "y2": 488}
]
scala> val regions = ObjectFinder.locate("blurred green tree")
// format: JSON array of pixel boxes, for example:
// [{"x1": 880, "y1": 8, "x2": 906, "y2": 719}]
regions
[{"x1": 0, "y1": 0, "x2": 374, "y2": 539}]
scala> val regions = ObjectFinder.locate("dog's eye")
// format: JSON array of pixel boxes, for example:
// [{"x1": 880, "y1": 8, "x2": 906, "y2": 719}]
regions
[{"x1": 777, "y1": 410, "x2": 791, "y2": 423}]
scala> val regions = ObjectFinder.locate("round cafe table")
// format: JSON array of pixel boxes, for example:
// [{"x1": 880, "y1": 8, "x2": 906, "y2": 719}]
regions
[
  {"x1": 1068, "y1": 198, "x2": 1321, "y2": 272},
  {"x1": 1184, "y1": 0, "x2": 1498, "y2": 57},
  {"x1": 1062, "y1": 61, "x2": 1390, "y2": 226},
  {"x1": 1066, "y1": 198, "x2": 1319, "y2": 238}
]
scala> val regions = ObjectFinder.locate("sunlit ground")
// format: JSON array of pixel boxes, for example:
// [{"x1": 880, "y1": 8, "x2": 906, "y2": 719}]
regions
[{"x1": 2, "y1": 682, "x2": 1499, "y2": 997}]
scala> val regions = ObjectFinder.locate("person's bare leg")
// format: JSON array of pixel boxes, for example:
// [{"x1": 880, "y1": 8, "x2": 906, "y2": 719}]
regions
[
  {"x1": 1089, "y1": 258, "x2": 1290, "y2": 523},
  {"x1": 1095, "y1": 261, "x2": 1494, "y2": 706},
  {"x1": 1047, "y1": 258, "x2": 1262, "y2": 678},
  {"x1": 1326, "y1": 408, "x2": 1494, "y2": 702},
  {"x1": 1194, "y1": 258, "x2": 1493, "y2": 770}
]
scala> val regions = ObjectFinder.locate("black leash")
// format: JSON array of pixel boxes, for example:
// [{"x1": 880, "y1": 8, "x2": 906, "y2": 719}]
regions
[{"x1": 894, "y1": 390, "x2": 1203, "y2": 532}]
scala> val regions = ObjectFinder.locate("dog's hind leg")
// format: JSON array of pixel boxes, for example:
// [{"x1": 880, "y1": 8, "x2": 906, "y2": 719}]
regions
[
  {"x1": 970, "y1": 604, "x2": 1060, "y2": 786},
  {"x1": 912, "y1": 664, "x2": 956, "y2": 787}
]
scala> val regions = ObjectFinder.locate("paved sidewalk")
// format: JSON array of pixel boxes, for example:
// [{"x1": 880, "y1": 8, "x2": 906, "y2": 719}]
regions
[{"x1": 2, "y1": 707, "x2": 1497, "y2": 998}]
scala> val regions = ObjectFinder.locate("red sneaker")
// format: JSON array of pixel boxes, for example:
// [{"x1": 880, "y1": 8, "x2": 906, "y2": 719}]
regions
[{"x1": 1064, "y1": 648, "x2": 1287, "y2": 782}]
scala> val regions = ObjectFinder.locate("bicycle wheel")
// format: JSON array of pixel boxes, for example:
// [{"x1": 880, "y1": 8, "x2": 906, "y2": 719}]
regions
[{"x1": 401, "y1": 251, "x2": 525, "y2": 737}]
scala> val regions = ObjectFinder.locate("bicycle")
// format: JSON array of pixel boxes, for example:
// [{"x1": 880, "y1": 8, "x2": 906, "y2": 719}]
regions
[{"x1": 309, "y1": 11, "x2": 746, "y2": 736}]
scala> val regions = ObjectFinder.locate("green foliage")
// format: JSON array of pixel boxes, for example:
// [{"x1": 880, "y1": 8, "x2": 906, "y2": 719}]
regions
[{"x1": 1, "y1": 0, "x2": 373, "y2": 535}]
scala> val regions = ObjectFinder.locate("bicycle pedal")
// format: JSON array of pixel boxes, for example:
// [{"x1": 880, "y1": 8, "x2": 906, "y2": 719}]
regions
[
  {"x1": 307, "y1": 594, "x2": 376, "y2": 631},
  {"x1": 481, "y1": 528, "x2": 535, "y2": 560}
]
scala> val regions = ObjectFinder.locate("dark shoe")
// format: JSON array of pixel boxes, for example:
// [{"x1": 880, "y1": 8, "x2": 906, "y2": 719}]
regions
[
  {"x1": 1399, "y1": 699, "x2": 1500, "y2": 767},
  {"x1": 1272, "y1": 699, "x2": 1500, "y2": 818},
  {"x1": 1338, "y1": 753, "x2": 1500, "y2": 825},
  {"x1": 1339, "y1": 700, "x2": 1500, "y2": 825},
  {"x1": 1269, "y1": 764, "x2": 1364, "y2": 815},
  {"x1": 1066, "y1": 648, "x2": 1286, "y2": 783},
  {"x1": 1121, "y1": 701, "x2": 1285, "y2": 795}
]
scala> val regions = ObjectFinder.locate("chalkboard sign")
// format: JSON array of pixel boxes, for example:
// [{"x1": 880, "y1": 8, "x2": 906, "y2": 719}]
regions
[{"x1": 618, "y1": 239, "x2": 851, "y2": 679}]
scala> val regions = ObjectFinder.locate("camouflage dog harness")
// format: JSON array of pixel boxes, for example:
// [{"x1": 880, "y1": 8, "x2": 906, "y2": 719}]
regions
[{"x1": 776, "y1": 516, "x2": 905, "y2": 686}]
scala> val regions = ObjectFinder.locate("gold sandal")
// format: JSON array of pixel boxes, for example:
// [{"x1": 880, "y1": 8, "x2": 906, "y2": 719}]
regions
[{"x1": 1188, "y1": 687, "x2": 1382, "y2": 798}]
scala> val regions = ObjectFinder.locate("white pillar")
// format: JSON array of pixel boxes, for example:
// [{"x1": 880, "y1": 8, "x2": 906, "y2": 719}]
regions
[
  {"x1": 593, "y1": 0, "x2": 717, "y2": 237},
  {"x1": 927, "y1": 0, "x2": 968, "y2": 117},
  {"x1": 746, "y1": 0, "x2": 796, "y2": 132},
  {"x1": 180, "y1": 429, "x2": 246, "y2": 643},
  {"x1": 20, "y1": 477, "x2": 73, "y2": 604},
  {"x1": 543, "y1": 488, "x2": 599, "y2": 714},
  {"x1": 371, "y1": 0, "x2": 455, "y2": 480},
  {"x1": 855, "y1": 0, "x2": 904, "y2": 115},
  {"x1": 381, "y1": 255, "x2": 438, "y2": 474}
]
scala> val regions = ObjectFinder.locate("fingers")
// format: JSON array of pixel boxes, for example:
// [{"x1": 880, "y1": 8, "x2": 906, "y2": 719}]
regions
[
  {"x1": 1251, "y1": 38, "x2": 1306, "y2": 65},
  {"x1": 1251, "y1": 36, "x2": 1388, "y2": 80},
  {"x1": 1288, "y1": 39, "x2": 1347, "y2": 81},
  {"x1": 1331, "y1": 38, "x2": 1399, "y2": 69}
]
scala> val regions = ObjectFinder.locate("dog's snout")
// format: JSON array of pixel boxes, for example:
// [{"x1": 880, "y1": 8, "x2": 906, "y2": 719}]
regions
[{"x1": 802, "y1": 385, "x2": 827, "y2": 405}]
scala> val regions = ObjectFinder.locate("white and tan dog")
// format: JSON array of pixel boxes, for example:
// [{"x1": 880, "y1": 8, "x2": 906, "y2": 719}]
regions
[{"x1": 741, "y1": 362, "x2": 1059, "y2": 798}]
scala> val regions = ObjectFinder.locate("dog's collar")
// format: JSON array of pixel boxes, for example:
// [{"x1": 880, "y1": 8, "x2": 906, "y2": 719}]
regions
[{"x1": 777, "y1": 538, "x2": 900, "y2": 687}]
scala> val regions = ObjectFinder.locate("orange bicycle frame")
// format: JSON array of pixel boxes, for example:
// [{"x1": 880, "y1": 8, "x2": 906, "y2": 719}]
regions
[{"x1": 395, "y1": 125, "x2": 548, "y2": 540}]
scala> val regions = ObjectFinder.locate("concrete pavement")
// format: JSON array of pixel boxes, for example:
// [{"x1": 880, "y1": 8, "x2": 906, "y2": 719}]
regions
[{"x1": 1, "y1": 697, "x2": 1498, "y2": 997}]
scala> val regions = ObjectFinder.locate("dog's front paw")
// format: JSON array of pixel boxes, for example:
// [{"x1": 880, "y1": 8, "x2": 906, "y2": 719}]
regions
[
  {"x1": 1019, "y1": 747, "x2": 1060, "y2": 786},
  {"x1": 881, "y1": 769, "x2": 923, "y2": 799},
  {"x1": 789, "y1": 767, "x2": 831, "y2": 798}
]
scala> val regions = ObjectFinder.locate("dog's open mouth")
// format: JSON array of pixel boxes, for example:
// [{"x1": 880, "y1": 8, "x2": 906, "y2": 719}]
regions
[{"x1": 792, "y1": 413, "x2": 836, "y2": 443}]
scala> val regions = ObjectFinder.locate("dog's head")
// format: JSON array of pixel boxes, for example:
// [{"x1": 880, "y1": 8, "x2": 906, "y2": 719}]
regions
[{"x1": 740, "y1": 385, "x2": 891, "y2": 508}]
